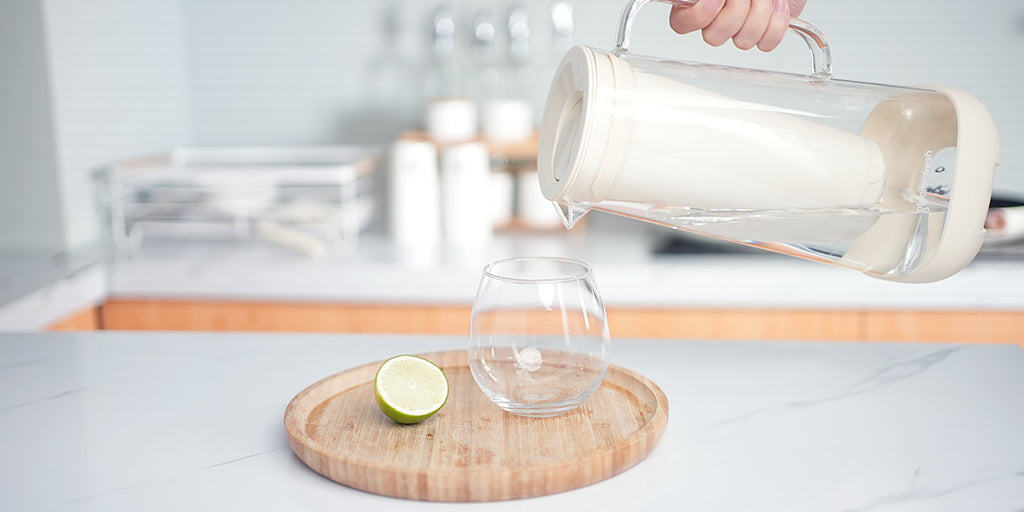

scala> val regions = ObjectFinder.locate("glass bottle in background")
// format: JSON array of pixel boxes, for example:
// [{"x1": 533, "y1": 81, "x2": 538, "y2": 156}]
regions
[
  {"x1": 505, "y1": 5, "x2": 537, "y2": 108},
  {"x1": 533, "y1": 1, "x2": 574, "y2": 124},
  {"x1": 478, "y1": 5, "x2": 535, "y2": 145},
  {"x1": 357, "y1": 3, "x2": 421, "y2": 143},
  {"x1": 467, "y1": 8, "x2": 503, "y2": 105},
  {"x1": 550, "y1": 1, "x2": 575, "y2": 56},
  {"x1": 467, "y1": 7, "x2": 517, "y2": 230},
  {"x1": 424, "y1": 3, "x2": 462, "y2": 100},
  {"x1": 424, "y1": 4, "x2": 478, "y2": 144},
  {"x1": 500, "y1": 4, "x2": 563, "y2": 228}
]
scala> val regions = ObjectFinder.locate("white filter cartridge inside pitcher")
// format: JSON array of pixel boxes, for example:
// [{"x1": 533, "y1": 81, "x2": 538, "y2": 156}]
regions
[{"x1": 539, "y1": 46, "x2": 887, "y2": 220}]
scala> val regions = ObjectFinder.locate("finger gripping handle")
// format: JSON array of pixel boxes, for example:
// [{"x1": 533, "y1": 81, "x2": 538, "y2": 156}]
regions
[{"x1": 614, "y1": 0, "x2": 832, "y2": 78}]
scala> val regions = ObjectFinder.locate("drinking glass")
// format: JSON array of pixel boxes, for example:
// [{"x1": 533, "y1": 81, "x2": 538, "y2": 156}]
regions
[{"x1": 468, "y1": 257, "x2": 611, "y2": 417}]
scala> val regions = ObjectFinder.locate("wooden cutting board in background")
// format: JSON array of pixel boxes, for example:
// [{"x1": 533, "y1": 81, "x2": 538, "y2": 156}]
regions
[{"x1": 284, "y1": 350, "x2": 669, "y2": 502}]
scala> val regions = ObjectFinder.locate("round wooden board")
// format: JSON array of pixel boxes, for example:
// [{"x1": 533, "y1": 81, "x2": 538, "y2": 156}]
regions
[{"x1": 284, "y1": 350, "x2": 669, "y2": 502}]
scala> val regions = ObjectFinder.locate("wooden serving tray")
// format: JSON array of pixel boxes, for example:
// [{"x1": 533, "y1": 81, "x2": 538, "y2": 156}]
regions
[{"x1": 284, "y1": 350, "x2": 669, "y2": 502}]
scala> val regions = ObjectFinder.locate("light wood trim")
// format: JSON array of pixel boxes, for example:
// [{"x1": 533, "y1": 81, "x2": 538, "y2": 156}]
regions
[
  {"x1": 46, "y1": 307, "x2": 101, "y2": 331},
  {"x1": 100, "y1": 299, "x2": 473, "y2": 334},
  {"x1": 606, "y1": 308, "x2": 863, "y2": 341},
  {"x1": 99, "y1": 299, "x2": 1024, "y2": 346},
  {"x1": 99, "y1": 301, "x2": 864, "y2": 340},
  {"x1": 864, "y1": 311, "x2": 1024, "y2": 344}
]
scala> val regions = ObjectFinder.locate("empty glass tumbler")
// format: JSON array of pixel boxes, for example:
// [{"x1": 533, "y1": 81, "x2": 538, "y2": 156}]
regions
[{"x1": 469, "y1": 257, "x2": 611, "y2": 417}]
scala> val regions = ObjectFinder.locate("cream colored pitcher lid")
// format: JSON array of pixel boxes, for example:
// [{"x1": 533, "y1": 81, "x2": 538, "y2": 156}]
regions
[
  {"x1": 538, "y1": 45, "x2": 632, "y2": 205},
  {"x1": 875, "y1": 85, "x2": 1001, "y2": 283}
]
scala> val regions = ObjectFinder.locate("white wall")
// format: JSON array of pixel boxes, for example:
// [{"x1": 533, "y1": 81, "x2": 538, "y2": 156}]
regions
[
  {"x1": 0, "y1": 0, "x2": 65, "y2": 251},
  {"x1": 181, "y1": 0, "x2": 445, "y2": 146},
  {"x1": 0, "y1": 0, "x2": 192, "y2": 252},
  {"x1": 43, "y1": 0, "x2": 193, "y2": 250}
]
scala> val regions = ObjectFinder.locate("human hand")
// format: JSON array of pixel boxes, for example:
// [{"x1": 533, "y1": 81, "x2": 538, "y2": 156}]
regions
[{"x1": 669, "y1": 0, "x2": 808, "y2": 51}]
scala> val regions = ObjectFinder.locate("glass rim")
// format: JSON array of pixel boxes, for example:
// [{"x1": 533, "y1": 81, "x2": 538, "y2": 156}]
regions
[{"x1": 482, "y1": 256, "x2": 592, "y2": 284}]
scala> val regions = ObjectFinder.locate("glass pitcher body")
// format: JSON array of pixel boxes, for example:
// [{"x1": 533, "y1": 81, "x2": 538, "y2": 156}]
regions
[{"x1": 538, "y1": 0, "x2": 999, "y2": 282}]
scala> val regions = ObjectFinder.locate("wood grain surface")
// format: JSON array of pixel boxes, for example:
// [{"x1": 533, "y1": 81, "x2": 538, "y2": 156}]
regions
[{"x1": 284, "y1": 350, "x2": 669, "y2": 502}]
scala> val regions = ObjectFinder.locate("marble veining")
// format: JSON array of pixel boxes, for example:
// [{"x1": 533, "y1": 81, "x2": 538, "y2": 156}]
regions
[
  {"x1": 841, "y1": 467, "x2": 1024, "y2": 512},
  {"x1": 0, "y1": 386, "x2": 90, "y2": 412},
  {"x1": 64, "y1": 446, "x2": 292, "y2": 507},
  {"x1": 704, "y1": 346, "x2": 964, "y2": 430},
  {"x1": 0, "y1": 354, "x2": 60, "y2": 371}
]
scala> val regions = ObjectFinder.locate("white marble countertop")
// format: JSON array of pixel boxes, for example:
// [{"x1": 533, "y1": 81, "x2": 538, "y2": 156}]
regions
[
  {"x1": 0, "y1": 250, "x2": 106, "y2": 330},
  {"x1": 106, "y1": 228, "x2": 1024, "y2": 311},
  {"x1": 1, "y1": 332, "x2": 1022, "y2": 511}
]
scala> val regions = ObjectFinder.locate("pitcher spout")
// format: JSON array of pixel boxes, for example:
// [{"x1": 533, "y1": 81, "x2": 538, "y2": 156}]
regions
[{"x1": 554, "y1": 200, "x2": 589, "y2": 229}]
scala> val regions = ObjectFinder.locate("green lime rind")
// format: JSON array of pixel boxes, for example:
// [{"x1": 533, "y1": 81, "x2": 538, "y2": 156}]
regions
[{"x1": 374, "y1": 355, "x2": 449, "y2": 425}]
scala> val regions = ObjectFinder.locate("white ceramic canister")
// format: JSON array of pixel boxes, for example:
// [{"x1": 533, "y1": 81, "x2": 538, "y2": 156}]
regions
[
  {"x1": 488, "y1": 171, "x2": 515, "y2": 227},
  {"x1": 482, "y1": 99, "x2": 534, "y2": 143},
  {"x1": 426, "y1": 99, "x2": 479, "y2": 144},
  {"x1": 441, "y1": 141, "x2": 494, "y2": 263},
  {"x1": 517, "y1": 169, "x2": 563, "y2": 229},
  {"x1": 389, "y1": 139, "x2": 442, "y2": 266}
]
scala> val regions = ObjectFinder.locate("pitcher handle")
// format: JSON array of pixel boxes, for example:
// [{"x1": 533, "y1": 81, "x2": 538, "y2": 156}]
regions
[{"x1": 614, "y1": 0, "x2": 832, "y2": 79}]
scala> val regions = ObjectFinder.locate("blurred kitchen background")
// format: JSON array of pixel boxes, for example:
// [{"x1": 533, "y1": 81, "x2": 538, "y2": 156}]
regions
[
  {"x1": 2, "y1": 0, "x2": 1022, "y2": 255},
  {"x1": 3, "y1": 0, "x2": 1024, "y2": 341}
]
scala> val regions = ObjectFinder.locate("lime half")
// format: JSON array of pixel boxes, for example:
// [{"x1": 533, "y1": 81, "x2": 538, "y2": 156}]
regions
[{"x1": 374, "y1": 355, "x2": 449, "y2": 424}]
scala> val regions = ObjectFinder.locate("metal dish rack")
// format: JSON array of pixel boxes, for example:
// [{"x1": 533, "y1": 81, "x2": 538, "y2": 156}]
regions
[{"x1": 99, "y1": 146, "x2": 381, "y2": 257}]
